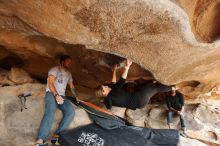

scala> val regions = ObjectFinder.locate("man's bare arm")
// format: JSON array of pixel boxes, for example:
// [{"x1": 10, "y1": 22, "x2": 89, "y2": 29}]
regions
[
  {"x1": 179, "y1": 106, "x2": 184, "y2": 115},
  {"x1": 111, "y1": 65, "x2": 117, "y2": 83},
  {"x1": 170, "y1": 107, "x2": 179, "y2": 113},
  {"x1": 121, "y1": 60, "x2": 132, "y2": 79},
  {"x1": 48, "y1": 75, "x2": 64, "y2": 104},
  {"x1": 68, "y1": 82, "x2": 76, "y2": 96},
  {"x1": 68, "y1": 82, "x2": 79, "y2": 102},
  {"x1": 48, "y1": 75, "x2": 58, "y2": 96}
]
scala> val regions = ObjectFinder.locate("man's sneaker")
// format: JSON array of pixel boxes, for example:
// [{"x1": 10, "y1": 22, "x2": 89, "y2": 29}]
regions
[
  {"x1": 180, "y1": 128, "x2": 188, "y2": 138},
  {"x1": 35, "y1": 142, "x2": 48, "y2": 146},
  {"x1": 35, "y1": 144, "x2": 48, "y2": 146},
  {"x1": 51, "y1": 134, "x2": 60, "y2": 146},
  {"x1": 182, "y1": 127, "x2": 186, "y2": 134},
  {"x1": 35, "y1": 139, "x2": 48, "y2": 146},
  {"x1": 167, "y1": 123, "x2": 171, "y2": 129}
]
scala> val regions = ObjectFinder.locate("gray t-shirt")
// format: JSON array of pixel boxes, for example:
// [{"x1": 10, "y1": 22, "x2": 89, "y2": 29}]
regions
[{"x1": 46, "y1": 66, "x2": 73, "y2": 96}]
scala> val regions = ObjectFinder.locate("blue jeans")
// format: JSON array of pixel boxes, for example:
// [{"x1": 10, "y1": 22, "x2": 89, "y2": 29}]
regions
[
  {"x1": 167, "y1": 110, "x2": 186, "y2": 129},
  {"x1": 37, "y1": 92, "x2": 75, "y2": 140}
]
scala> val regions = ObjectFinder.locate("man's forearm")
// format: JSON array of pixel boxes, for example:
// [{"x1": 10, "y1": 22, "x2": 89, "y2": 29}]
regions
[
  {"x1": 49, "y1": 83, "x2": 58, "y2": 96},
  {"x1": 71, "y1": 87, "x2": 77, "y2": 97},
  {"x1": 170, "y1": 107, "x2": 178, "y2": 113},
  {"x1": 111, "y1": 66, "x2": 117, "y2": 83},
  {"x1": 180, "y1": 106, "x2": 184, "y2": 113},
  {"x1": 121, "y1": 67, "x2": 129, "y2": 79}
]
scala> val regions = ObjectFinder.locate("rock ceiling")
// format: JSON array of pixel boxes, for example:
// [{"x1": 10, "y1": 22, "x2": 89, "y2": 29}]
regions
[{"x1": 0, "y1": 0, "x2": 220, "y2": 88}]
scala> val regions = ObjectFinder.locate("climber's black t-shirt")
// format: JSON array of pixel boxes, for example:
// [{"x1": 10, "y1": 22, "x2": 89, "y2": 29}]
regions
[
  {"x1": 104, "y1": 77, "x2": 134, "y2": 109},
  {"x1": 104, "y1": 78, "x2": 172, "y2": 110},
  {"x1": 166, "y1": 92, "x2": 184, "y2": 111}
]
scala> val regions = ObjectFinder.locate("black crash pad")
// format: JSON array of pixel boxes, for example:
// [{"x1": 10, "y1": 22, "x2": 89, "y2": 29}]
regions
[{"x1": 59, "y1": 123, "x2": 179, "y2": 146}]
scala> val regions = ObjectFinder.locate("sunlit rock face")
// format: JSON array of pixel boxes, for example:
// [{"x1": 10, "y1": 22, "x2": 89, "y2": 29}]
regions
[
  {"x1": 177, "y1": 0, "x2": 220, "y2": 42},
  {"x1": 0, "y1": 0, "x2": 220, "y2": 86}
]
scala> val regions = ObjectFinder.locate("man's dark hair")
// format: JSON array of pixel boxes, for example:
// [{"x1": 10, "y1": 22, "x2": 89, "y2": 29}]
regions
[{"x1": 60, "y1": 55, "x2": 71, "y2": 64}]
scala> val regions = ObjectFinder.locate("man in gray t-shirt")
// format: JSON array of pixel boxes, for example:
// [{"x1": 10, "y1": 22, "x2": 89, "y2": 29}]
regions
[
  {"x1": 46, "y1": 66, "x2": 73, "y2": 96},
  {"x1": 36, "y1": 55, "x2": 77, "y2": 145}
]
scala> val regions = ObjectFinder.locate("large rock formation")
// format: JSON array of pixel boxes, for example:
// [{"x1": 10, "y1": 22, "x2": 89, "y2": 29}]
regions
[
  {"x1": 0, "y1": 82, "x2": 92, "y2": 146},
  {"x1": 0, "y1": 0, "x2": 220, "y2": 86},
  {"x1": 0, "y1": 0, "x2": 220, "y2": 146},
  {"x1": 125, "y1": 102, "x2": 220, "y2": 146},
  {"x1": 177, "y1": 0, "x2": 220, "y2": 42},
  {"x1": 1, "y1": 79, "x2": 220, "y2": 145}
]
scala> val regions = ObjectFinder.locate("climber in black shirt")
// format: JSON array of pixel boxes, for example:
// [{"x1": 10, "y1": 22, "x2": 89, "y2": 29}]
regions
[
  {"x1": 95, "y1": 59, "x2": 172, "y2": 110},
  {"x1": 166, "y1": 87, "x2": 186, "y2": 133}
]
